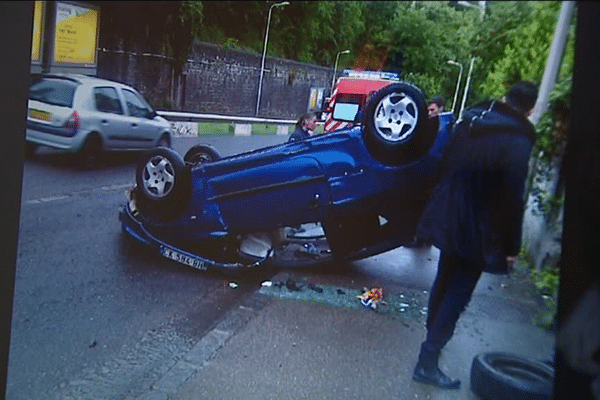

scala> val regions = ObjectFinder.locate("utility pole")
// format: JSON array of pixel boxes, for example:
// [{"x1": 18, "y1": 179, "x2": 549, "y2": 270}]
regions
[
  {"x1": 529, "y1": 1, "x2": 575, "y2": 125},
  {"x1": 458, "y1": 57, "x2": 475, "y2": 119}
]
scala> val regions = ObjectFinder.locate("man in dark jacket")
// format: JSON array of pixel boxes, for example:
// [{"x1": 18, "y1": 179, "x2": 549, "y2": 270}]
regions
[{"x1": 411, "y1": 81, "x2": 538, "y2": 389}]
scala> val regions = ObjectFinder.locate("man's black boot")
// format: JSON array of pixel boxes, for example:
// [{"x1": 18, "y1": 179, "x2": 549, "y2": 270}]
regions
[{"x1": 412, "y1": 350, "x2": 461, "y2": 389}]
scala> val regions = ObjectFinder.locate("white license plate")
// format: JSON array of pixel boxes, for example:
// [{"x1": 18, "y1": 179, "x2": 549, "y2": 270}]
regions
[{"x1": 160, "y1": 246, "x2": 208, "y2": 271}]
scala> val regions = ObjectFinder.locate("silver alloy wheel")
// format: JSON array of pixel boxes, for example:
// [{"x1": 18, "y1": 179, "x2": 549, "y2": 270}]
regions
[
  {"x1": 374, "y1": 90, "x2": 419, "y2": 142},
  {"x1": 142, "y1": 155, "x2": 175, "y2": 199}
]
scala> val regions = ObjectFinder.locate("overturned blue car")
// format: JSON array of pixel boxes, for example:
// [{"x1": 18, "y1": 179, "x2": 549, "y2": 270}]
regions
[{"x1": 119, "y1": 82, "x2": 454, "y2": 273}]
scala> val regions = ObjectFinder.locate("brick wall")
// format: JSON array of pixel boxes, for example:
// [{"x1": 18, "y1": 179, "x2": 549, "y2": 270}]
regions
[{"x1": 97, "y1": 42, "x2": 333, "y2": 120}]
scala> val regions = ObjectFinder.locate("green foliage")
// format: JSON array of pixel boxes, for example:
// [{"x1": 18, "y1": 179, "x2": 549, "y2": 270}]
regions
[
  {"x1": 93, "y1": 1, "x2": 203, "y2": 74},
  {"x1": 165, "y1": 1, "x2": 204, "y2": 74},
  {"x1": 530, "y1": 267, "x2": 559, "y2": 329},
  {"x1": 517, "y1": 247, "x2": 558, "y2": 330},
  {"x1": 391, "y1": 2, "x2": 479, "y2": 100},
  {"x1": 95, "y1": 1, "x2": 575, "y2": 110},
  {"x1": 531, "y1": 268, "x2": 559, "y2": 295},
  {"x1": 481, "y1": 2, "x2": 564, "y2": 99},
  {"x1": 222, "y1": 38, "x2": 241, "y2": 52},
  {"x1": 527, "y1": 69, "x2": 572, "y2": 227}
]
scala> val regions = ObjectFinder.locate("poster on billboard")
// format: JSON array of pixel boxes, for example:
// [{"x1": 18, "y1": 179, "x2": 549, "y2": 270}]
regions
[
  {"x1": 52, "y1": 1, "x2": 99, "y2": 65},
  {"x1": 308, "y1": 87, "x2": 325, "y2": 112},
  {"x1": 31, "y1": 1, "x2": 44, "y2": 63}
]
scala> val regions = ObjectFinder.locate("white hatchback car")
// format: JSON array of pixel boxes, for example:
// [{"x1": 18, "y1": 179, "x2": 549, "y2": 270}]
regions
[{"x1": 26, "y1": 74, "x2": 173, "y2": 167}]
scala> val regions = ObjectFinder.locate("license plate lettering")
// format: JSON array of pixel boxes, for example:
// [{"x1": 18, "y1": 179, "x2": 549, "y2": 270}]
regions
[{"x1": 160, "y1": 247, "x2": 207, "y2": 271}]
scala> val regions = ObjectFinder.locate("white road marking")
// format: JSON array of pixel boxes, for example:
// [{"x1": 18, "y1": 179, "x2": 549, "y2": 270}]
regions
[{"x1": 23, "y1": 183, "x2": 134, "y2": 205}]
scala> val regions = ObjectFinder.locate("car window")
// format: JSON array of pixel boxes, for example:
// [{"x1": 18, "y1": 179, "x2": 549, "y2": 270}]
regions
[
  {"x1": 333, "y1": 103, "x2": 360, "y2": 121},
  {"x1": 29, "y1": 78, "x2": 78, "y2": 107},
  {"x1": 122, "y1": 89, "x2": 152, "y2": 118},
  {"x1": 332, "y1": 94, "x2": 362, "y2": 122},
  {"x1": 94, "y1": 87, "x2": 124, "y2": 115}
]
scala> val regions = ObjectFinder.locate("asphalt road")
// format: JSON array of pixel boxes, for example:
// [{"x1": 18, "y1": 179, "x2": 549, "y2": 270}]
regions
[
  {"x1": 7, "y1": 134, "x2": 551, "y2": 400},
  {"x1": 8, "y1": 135, "x2": 290, "y2": 400}
]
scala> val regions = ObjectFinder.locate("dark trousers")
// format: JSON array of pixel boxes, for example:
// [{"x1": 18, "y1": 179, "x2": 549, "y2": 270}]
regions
[{"x1": 419, "y1": 251, "x2": 482, "y2": 362}]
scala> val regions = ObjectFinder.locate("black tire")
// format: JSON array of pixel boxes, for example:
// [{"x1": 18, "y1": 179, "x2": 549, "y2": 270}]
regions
[
  {"x1": 362, "y1": 82, "x2": 434, "y2": 165},
  {"x1": 183, "y1": 144, "x2": 221, "y2": 166},
  {"x1": 470, "y1": 352, "x2": 554, "y2": 400},
  {"x1": 79, "y1": 134, "x2": 103, "y2": 169},
  {"x1": 135, "y1": 147, "x2": 190, "y2": 221},
  {"x1": 24, "y1": 142, "x2": 38, "y2": 158},
  {"x1": 156, "y1": 134, "x2": 171, "y2": 148}
]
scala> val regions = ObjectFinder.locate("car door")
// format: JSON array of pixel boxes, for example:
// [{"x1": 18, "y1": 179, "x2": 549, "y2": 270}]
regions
[
  {"x1": 209, "y1": 155, "x2": 331, "y2": 233},
  {"x1": 91, "y1": 86, "x2": 135, "y2": 149},
  {"x1": 120, "y1": 88, "x2": 160, "y2": 148}
]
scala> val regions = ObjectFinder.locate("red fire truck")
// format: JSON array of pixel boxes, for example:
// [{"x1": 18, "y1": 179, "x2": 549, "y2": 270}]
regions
[{"x1": 323, "y1": 70, "x2": 401, "y2": 133}]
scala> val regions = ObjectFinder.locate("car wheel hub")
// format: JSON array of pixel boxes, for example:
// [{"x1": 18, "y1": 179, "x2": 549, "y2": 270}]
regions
[
  {"x1": 142, "y1": 155, "x2": 175, "y2": 198},
  {"x1": 374, "y1": 91, "x2": 418, "y2": 142}
]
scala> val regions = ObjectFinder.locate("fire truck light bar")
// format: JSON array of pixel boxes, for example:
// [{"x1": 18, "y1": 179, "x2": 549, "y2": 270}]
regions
[{"x1": 342, "y1": 69, "x2": 400, "y2": 80}]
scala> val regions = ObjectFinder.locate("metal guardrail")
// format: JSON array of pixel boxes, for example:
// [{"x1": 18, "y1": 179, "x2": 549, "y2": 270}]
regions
[
  {"x1": 156, "y1": 110, "x2": 297, "y2": 125},
  {"x1": 156, "y1": 110, "x2": 325, "y2": 137}
]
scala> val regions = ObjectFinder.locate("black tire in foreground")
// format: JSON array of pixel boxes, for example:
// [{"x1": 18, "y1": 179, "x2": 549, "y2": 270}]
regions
[
  {"x1": 362, "y1": 82, "x2": 434, "y2": 165},
  {"x1": 156, "y1": 134, "x2": 171, "y2": 148},
  {"x1": 470, "y1": 352, "x2": 554, "y2": 400},
  {"x1": 183, "y1": 144, "x2": 222, "y2": 166},
  {"x1": 135, "y1": 147, "x2": 191, "y2": 221},
  {"x1": 78, "y1": 134, "x2": 103, "y2": 169},
  {"x1": 24, "y1": 142, "x2": 38, "y2": 157}
]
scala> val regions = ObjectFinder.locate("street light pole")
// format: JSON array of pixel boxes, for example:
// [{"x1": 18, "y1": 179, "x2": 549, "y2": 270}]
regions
[
  {"x1": 255, "y1": 1, "x2": 289, "y2": 116},
  {"x1": 447, "y1": 60, "x2": 463, "y2": 114},
  {"x1": 458, "y1": 57, "x2": 475, "y2": 119},
  {"x1": 454, "y1": 1, "x2": 485, "y2": 119},
  {"x1": 529, "y1": 0, "x2": 575, "y2": 125},
  {"x1": 331, "y1": 50, "x2": 350, "y2": 93}
]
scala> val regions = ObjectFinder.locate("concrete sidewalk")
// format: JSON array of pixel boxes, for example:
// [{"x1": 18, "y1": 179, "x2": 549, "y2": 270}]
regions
[{"x1": 138, "y1": 256, "x2": 555, "y2": 400}]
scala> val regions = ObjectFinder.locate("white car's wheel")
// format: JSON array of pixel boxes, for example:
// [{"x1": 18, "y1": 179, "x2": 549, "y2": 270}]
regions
[
  {"x1": 79, "y1": 134, "x2": 103, "y2": 169},
  {"x1": 156, "y1": 134, "x2": 171, "y2": 148}
]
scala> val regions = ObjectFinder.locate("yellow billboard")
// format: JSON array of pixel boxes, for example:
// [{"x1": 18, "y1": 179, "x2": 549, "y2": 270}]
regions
[
  {"x1": 53, "y1": 2, "x2": 99, "y2": 65},
  {"x1": 31, "y1": 1, "x2": 44, "y2": 62}
]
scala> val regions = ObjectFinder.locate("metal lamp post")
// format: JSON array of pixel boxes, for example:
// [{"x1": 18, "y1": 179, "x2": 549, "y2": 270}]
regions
[
  {"x1": 447, "y1": 60, "x2": 463, "y2": 114},
  {"x1": 255, "y1": 1, "x2": 289, "y2": 116},
  {"x1": 454, "y1": 1, "x2": 485, "y2": 118},
  {"x1": 331, "y1": 50, "x2": 350, "y2": 93},
  {"x1": 458, "y1": 57, "x2": 475, "y2": 119}
]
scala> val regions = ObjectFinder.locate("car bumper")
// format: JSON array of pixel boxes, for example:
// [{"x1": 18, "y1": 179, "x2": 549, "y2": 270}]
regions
[
  {"x1": 26, "y1": 123, "x2": 86, "y2": 152},
  {"x1": 119, "y1": 202, "x2": 269, "y2": 272}
]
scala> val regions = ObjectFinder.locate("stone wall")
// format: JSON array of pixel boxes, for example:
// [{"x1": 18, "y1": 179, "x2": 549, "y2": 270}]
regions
[
  {"x1": 96, "y1": 49, "x2": 174, "y2": 111},
  {"x1": 97, "y1": 42, "x2": 333, "y2": 120}
]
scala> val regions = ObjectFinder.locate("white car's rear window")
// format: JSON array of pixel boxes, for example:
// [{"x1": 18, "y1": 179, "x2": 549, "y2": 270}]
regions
[{"x1": 29, "y1": 78, "x2": 78, "y2": 108}]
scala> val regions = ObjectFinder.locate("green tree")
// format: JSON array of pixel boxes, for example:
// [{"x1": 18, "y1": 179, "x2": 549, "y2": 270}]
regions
[
  {"x1": 197, "y1": 1, "x2": 264, "y2": 50},
  {"x1": 466, "y1": 1, "x2": 535, "y2": 103},
  {"x1": 480, "y1": 1, "x2": 565, "y2": 99},
  {"x1": 274, "y1": 1, "x2": 365, "y2": 65},
  {"x1": 94, "y1": 1, "x2": 203, "y2": 74},
  {"x1": 385, "y1": 2, "x2": 477, "y2": 101}
]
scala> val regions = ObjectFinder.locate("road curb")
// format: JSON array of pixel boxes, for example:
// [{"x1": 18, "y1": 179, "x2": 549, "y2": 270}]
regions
[{"x1": 136, "y1": 293, "x2": 272, "y2": 400}]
